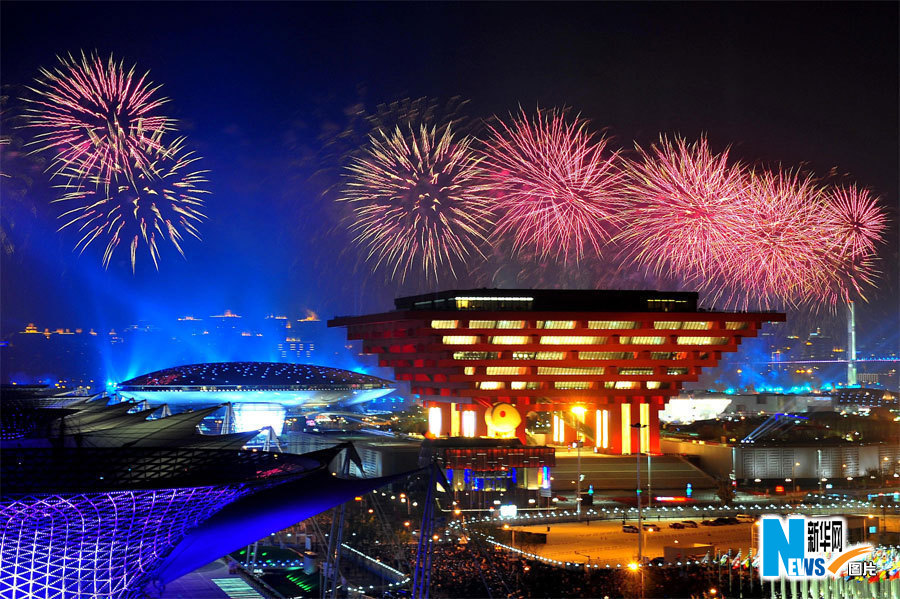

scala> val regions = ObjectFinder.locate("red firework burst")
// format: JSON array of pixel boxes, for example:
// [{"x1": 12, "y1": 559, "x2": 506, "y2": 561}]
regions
[
  {"x1": 618, "y1": 136, "x2": 748, "y2": 295},
  {"x1": 733, "y1": 168, "x2": 830, "y2": 308},
  {"x1": 24, "y1": 51, "x2": 173, "y2": 185},
  {"x1": 54, "y1": 136, "x2": 207, "y2": 270},
  {"x1": 481, "y1": 108, "x2": 624, "y2": 263},
  {"x1": 616, "y1": 134, "x2": 888, "y2": 310},
  {"x1": 822, "y1": 184, "x2": 887, "y2": 259},
  {"x1": 818, "y1": 184, "x2": 887, "y2": 303},
  {"x1": 339, "y1": 124, "x2": 493, "y2": 283}
]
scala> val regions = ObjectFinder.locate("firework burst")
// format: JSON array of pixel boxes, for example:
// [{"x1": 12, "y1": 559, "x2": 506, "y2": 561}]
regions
[
  {"x1": 822, "y1": 184, "x2": 887, "y2": 260},
  {"x1": 618, "y1": 136, "x2": 748, "y2": 295},
  {"x1": 339, "y1": 123, "x2": 493, "y2": 283},
  {"x1": 817, "y1": 184, "x2": 887, "y2": 303},
  {"x1": 616, "y1": 136, "x2": 888, "y2": 310},
  {"x1": 54, "y1": 136, "x2": 207, "y2": 270},
  {"x1": 481, "y1": 108, "x2": 624, "y2": 263},
  {"x1": 24, "y1": 51, "x2": 173, "y2": 185},
  {"x1": 733, "y1": 168, "x2": 831, "y2": 308}
]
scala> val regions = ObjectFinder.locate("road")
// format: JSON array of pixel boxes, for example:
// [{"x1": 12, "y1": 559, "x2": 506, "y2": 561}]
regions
[
  {"x1": 504, "y1": 513, "x2": 900, "y2": 566},
  {"x1": 507, "y1": 519, "x2": 754, "y2": 565}
]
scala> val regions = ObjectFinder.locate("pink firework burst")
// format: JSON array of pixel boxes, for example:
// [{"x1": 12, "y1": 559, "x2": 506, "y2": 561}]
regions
[
  {"x1": 818, "y1": 184, "x2": 888, "y2": 303},
  {"x1": 54, "y1": 136, "x2": 207, "y2": 271},
  {"x1": 822, "y1": 184, "x2": 887, "y2": 259},
  {"x1": 481, "y1": 108, "x2": 624, "y2": 263},
  {"x1": 339, "y1": 124, "x2": 493, "y2": 283},
  {"x1": 617, "y1": 136, "x2": 748, "y2": 297},
  {"x1": 733, "y1": 168, "x2": 830, "y2": 309},
  {"x1": 24, "y1": 51, "x2": 173, "y2": 186}
]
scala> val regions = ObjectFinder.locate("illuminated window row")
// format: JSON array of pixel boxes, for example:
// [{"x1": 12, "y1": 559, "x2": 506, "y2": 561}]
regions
[
  {"x1": 475, "y1": 381, "x2": 539, "y2": 390},
  {"x1": 675, "y1": 336, "x2": 730, "y2": 345},
  {"x1": 445, "y1": 333, "x2": 732, "y2": 347},
  {"x1": 472, "y1": 380, "x2": 671, "y2": 391},
  {"x1": 452, "y1": 351, "x2": 500, "y2": 360},
  {"x1": 540, "y1": 320, "x2": 576, "y2": 329},
  {"x1": 537, "y1": 366, "x2": 605, "y2": 375},
  {"x1": 650, "y1": 352, "x2": 684, "y2": 360},
  {"x1": 606, "y1": 381, "x2": 639, "y2": 389},
  {"x1": 439, "y1": 319, "x2": 744, "y2": 332},
  {"x1": 513, "y1": 351, "x2": 566, "y2": 360},
  {"x1": 450, "y1": 349, "x2": 703, "y2": 362},
  {"x1": 443, "y1": 335, "x2": 479, "y2": 345},
  {"x1": 619, "y1": 336, "x2": 665, "y2": 345},
  {"x1": 652, "y1": 321, "x2": 712, "y2": 330},
  {"x1": 589, "y1": 321, "x2": 636, "y2": 329},
  {"x1": 491, "y1": 335, "x2": 530, "y2": 344},
  {"x1": 485, "y1": 366, "x2": 527, "y2": 375},
  {"x1": 540, "y1": 336, "x2": 607, "y2": 345},
  {"x1": 555, "y1": 381, "x2": 591, "y2": 390},
  {"x1": 578, "y1": 351, "x2": 635, "y2": 360},
  {"x1": 478, "y1": 381, "x2": 504, "y2": 390},
  {"x1": 617, "y1": 367, "x2": 654, "y2": 375}
]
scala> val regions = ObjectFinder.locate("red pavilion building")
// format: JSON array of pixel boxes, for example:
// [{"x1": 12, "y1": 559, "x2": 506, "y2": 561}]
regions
[{"x1": 329, "y1": 289, "x2": 784, "y2": 455}]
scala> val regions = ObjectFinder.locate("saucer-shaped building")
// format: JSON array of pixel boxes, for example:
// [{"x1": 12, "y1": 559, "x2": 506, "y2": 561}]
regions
[
  {"x1": 0, "y1": 391, "x2": 408, "y2": 598},
  {"x1": 116, "y1": 362, "x2": 395, "y2": 434}
]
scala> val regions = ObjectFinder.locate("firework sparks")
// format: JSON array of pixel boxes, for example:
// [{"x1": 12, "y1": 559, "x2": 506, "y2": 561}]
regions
[
  {"x1": 481, "y1": 108, "x2": 624, "y2": 263},
  {"x1": 733, "y1": 168, "x2": 831, "y2": 308},
  {"x1": 617, "y1": 136, "x2": 888, "y2": 310},
  {"x1": 54, "y1": 136, "x2": 207, "y2": 270},
  {"x1": 618, "y1": 136, "x2": 748, "y2": 295},
  {"x1": 24, "y1": 51, "x2": 173, "y2": 185},
  {"x1": 822, "y1": 184, "x2": 887, "y2": 259},
  {"x1": 339, "y1": 123, "x2": 493, "y2": 282}
]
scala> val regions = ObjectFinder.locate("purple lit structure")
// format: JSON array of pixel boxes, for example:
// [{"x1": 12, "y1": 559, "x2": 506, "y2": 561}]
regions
[{"x1": 0, "y1": 391, "x2": 411, "y2": 597}]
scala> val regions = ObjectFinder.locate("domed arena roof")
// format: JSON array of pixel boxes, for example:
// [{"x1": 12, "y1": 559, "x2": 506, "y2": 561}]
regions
[{"x1": 118, "y1": 362, "x2": 392, "y2": 391}]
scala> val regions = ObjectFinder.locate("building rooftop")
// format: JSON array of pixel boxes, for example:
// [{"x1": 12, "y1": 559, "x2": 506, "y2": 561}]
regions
[
  {"x1": 394, "y1": 288, "x2": 700, "y2": 312},
  {"x1": 118, "y1": 362, "x2": 392, "y2": 390}
]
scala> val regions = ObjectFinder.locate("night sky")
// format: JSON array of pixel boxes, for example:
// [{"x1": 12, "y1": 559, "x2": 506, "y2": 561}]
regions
[{"x1": 1, "y1": 2, "x2": 897, "y2": 343}]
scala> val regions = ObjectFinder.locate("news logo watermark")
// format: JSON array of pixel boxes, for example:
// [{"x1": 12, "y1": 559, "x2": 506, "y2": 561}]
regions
[{"x1": 758, "y1": 516, "x2": 873, "y2": 580}]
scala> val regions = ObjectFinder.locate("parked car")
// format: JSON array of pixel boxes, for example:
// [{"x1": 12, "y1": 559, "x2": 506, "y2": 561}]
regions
[
  {"x1": 681, "y1": 520, "x2": 698, "y2": 528},
  {"x1": 622, "y1": 524, "x2": 640, "y2": 533},
  {"x1": 701, "y1": 520, "x2": 716, "y2": 526},
  {"x1": 669, "y1": 522, "x2": 686, "y2": 529},
  {"x1": 643, "y1": 524, "x2": 661, "y2": 532},
  {"x1": 736, "y1": 514, "x2": 756, "y2": 523}
]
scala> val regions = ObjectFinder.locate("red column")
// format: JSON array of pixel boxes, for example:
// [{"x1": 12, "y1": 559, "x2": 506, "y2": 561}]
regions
[
  {"x1": 608, "y1": 399, "x2": 623, "y2": 455},
  {"x1": 474, "y1": 403, "x2": 488, "y2": 437},
  {"x1": 562, "y1": 411, "x2": 577, "y2": 445},
  {"x1": 649, "y1": 397, "x2": 663, "y2": 454}
]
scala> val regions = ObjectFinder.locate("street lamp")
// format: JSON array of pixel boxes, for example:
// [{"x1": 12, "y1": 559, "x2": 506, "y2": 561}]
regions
[
  {"x1": 632, "y1": 420, "x2": 647, "y2": 599},
  {"x1": 571, "y1": 406, "x2": 586, "y2": 518}
]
